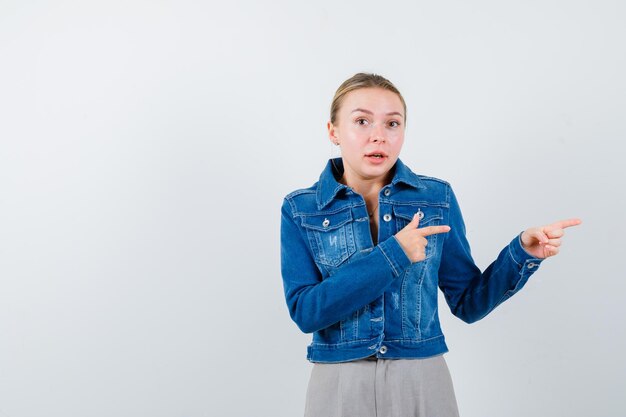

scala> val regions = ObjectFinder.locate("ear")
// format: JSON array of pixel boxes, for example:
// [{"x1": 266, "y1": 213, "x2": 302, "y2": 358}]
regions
[{"x1": 327, "y1": 121, "x2": 339, "y2": 145}]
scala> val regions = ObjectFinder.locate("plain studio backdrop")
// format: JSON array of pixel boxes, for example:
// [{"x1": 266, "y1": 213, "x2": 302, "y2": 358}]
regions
[{"x1": 0, "y1": 1, "x2": 624, "y2": 416}]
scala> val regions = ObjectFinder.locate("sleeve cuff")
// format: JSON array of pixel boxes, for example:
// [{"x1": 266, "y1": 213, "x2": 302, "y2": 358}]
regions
[
  {"x1": 509, "y1": 232, "x2": 544, "y2": 272},
  {"x1": 378, "y1": 236, "x2": 412, "y2": 277}
]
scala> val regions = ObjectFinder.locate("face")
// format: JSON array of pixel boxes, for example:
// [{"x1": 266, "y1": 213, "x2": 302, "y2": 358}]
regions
[{"x1": 328, "y1": 87, "x2": 405, "y2": 185}]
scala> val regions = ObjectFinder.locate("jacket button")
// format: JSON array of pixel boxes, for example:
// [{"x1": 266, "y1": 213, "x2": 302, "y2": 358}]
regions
[
  {"x1": 417, "y1": 209, "x2": 424, "y2": 220},
  {"x1": 322, "y1": 218, "x2": 330, "y2": 228},
  {"x1": 384, "y1": 188, "x2": 391, "y2": 196},
  {"x1": 383, "y1": 214, "x2": 392, "y2": 222},
  {"x1": 379, "y1": 346, "x2": 387, "y2": 354},
  {"x1": 527, "y1": 262, "x2": 537, "y2": 269}
]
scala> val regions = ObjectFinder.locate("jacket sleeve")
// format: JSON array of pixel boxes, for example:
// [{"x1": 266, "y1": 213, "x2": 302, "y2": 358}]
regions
[
  {"x1": 438, "y1": 185, "x2": 544, "y2": 323},
  {"x1": 280, "y1": 198, "x2": 412, "y2": 334}
]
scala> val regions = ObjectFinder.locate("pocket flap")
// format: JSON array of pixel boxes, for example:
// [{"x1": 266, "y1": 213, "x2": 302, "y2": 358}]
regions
[
  {"x1": 392, "y1": 205, "x2": 443, "y2": 225},
  {"x1": 301, "y1": 209, "x2": 353, "y2": 232}
]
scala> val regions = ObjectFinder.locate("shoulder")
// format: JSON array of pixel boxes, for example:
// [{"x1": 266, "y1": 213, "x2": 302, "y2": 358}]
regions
[
  {"x1": 282, "y1": 182, "x2": 319, "y2": 217},
  {"x1": 415, "y1": 174, "x2": 451, "y2": 188},
  {"x1": 395, "y1": 159, "x2": 452, "y2": 196},
  {"x1": 284, "y1": 182, "x2": 317, "y2": 200},
  {"x1": 409, "y1": 173, "x2": 462, "y2": 209},
  {"x1": 404, "y1": 166, "x2": 454, "y2": 202}
]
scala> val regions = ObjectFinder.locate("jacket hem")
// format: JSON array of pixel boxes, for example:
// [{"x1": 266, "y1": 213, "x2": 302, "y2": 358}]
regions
[{"x1": 306, "y1": 335, "x2": 448, "y2": 363}]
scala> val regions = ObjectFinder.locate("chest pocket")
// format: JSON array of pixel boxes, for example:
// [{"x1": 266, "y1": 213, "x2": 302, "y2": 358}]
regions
[
  {"x1": 393, "y1": 205, "x2": 444, "y2": 260},
  {"x1": 301, "y1": 208, "x2": 356, "y2": 267}
]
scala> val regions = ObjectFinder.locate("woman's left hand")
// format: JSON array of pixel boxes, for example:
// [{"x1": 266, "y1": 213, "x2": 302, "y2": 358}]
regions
[{"x1": 521, "y1": 218, "x2": 582, "y2": 259}]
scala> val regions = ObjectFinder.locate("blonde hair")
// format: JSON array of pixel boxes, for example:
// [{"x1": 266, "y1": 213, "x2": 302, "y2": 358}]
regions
[{"x1": 330, "y1": 73, "x2": 407, "y2": 125}]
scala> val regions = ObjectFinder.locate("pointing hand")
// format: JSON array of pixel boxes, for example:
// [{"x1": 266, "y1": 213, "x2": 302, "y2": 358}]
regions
[
  {"x1": 395, "y1": 213, "x2": 451, "y2": 263},
  {"x1": 521, "y1": 218, "x2": 582, "y2": 259}
]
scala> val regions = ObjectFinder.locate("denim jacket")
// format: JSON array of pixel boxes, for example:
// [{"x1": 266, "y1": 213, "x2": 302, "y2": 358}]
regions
[{"x1": 280, "y1": 158, "x2": 543, "y2": 363}]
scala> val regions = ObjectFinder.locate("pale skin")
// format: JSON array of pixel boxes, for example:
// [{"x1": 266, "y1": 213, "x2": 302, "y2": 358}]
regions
[{"x1": 328, "y1": 87, "x2": 582, "y2": 261}]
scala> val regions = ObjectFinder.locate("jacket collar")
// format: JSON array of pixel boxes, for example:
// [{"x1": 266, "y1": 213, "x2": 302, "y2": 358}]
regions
[{"x1": 316, "y1": 157, "x2": 425, "y2": 209}]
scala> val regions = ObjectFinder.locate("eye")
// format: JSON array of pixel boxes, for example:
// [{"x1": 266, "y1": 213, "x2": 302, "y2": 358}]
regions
[
  {"x1": 389, "y1": 120, "x2": 401, "y2": 128},
  {"x1": 355, "y1": 118, "x2": 369, "y2": 126}
]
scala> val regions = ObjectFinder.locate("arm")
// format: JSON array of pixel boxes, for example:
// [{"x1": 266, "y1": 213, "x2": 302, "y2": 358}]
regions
[
  {"x1": 438, "y1": 186, "x2": 544, "y2": 323},
  {"x1": 280, "y1": 198, "x2": 411, "y2": 334}
]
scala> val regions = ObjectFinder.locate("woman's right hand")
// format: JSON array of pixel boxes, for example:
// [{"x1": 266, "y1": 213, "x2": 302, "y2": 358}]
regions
[{"x1": 394, "y1": 213, "x2": 451, "y2": 262}]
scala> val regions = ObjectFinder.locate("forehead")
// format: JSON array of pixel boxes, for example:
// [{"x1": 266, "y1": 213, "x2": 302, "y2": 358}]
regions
[{"x1": 340, "y1": 87, "x2": 404, "y2": 115}]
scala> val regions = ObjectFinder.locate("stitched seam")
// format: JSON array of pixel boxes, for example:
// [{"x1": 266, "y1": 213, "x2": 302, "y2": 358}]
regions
[
  {"x1": 507, "y1": 243, "x2": 523, "y2": 268},
  {"x1": 416, "y1": 175, "x2": 451, "y2": 186},
  {"x1": 309, "y1": 338, "x2": 379, "y2": 347},
  {"x1": 285, "y1": 197, "x2": 297, "y2": 219},
  {"x1": 384, "y1": 200, "x2": 449, "y2": 208},
  {"x1": 285, "y1": 188, "x2": 316, "y2": 199},
  {"x1": 379, "y1": 245, "x2": 399, "y2": 277},
  {"x1": 383, "y1": 335, "x2": 445, "y2": 343},
  {"x1": 400, "y1": 270, "x2": 409, "y2": 337},
  {"x1": 293, "y1": 203, "x2": 365, "y2": 217}
]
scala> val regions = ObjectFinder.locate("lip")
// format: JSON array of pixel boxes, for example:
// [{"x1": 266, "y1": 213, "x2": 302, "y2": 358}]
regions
[
  {"x1": 364, "y1": 151, "x2": 388, "y2": 165},
  {"x1": 364, "y1": 150, "x2": 388, "y2": 157}
]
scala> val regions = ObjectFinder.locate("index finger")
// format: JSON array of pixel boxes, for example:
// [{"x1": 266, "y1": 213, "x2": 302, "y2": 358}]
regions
[
  {"x1": 550, "y1": 218, "x2": 582, "y2": 230},
  {"x1": 418, "y1": 225, "x2": 451, "y2": 237}
]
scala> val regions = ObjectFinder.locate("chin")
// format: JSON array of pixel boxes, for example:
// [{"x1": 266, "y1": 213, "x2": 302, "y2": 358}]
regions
[{"x1": 362, "y1": 159, "x2": 392, "y2": 175}]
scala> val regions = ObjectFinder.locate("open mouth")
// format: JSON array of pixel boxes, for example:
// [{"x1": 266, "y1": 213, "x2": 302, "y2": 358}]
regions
[{"x1": 365, "y1": 151, "x2": 388, "y2": 159}]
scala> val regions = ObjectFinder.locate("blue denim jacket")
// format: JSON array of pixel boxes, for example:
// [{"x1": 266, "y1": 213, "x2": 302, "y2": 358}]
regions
[{"x1": 280, "y1": 158, "x2": 543, "y2": 363}]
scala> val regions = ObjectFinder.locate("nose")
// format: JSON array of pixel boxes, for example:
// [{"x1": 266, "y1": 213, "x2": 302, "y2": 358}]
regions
[{"x1": 371, "y1": 123, "x2": 386, "y2": 143}]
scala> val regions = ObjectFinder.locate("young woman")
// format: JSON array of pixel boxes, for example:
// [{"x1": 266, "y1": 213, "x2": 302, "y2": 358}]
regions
[{"x1": 280, "y1": 73, "x2": 581, "y2": 417}]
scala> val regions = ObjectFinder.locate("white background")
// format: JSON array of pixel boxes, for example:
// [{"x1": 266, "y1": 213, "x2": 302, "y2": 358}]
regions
[{"x1": 1, "y1": 1, "x2": 624, "y2": 416}]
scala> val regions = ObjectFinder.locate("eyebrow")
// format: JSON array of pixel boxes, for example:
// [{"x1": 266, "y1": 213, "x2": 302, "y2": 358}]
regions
[{"x1": 351, "y1": 108, "x2": 404, "y2": 117}]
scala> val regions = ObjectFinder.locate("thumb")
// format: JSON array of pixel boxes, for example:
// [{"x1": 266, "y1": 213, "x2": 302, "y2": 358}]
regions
[
  {"x1": 407, "y1": 212, "x2": 420, "y2": 229},
  {"x1": 526, "y1": 228, "x2": 548, "y2": 245}
]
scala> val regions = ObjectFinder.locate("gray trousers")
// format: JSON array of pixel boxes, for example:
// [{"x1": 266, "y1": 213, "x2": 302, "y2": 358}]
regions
[{"x1": 304, "y1": 355, "x2": 460, "y2": 417}]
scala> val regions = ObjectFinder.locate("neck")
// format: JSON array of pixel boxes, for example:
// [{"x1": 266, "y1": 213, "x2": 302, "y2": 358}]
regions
[{"x1": 339, "y1": 170, "x2": 391, "y2": 202}]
